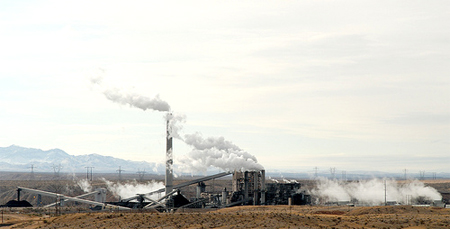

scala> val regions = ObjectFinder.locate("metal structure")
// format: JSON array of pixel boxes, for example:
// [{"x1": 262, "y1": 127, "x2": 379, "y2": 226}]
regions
[
  {"x1": 17, "y1": 187, "x2": 130, "y2": 210},
  {"x1": 230, "y1": 171, "x2": 266, "y2": 205}
]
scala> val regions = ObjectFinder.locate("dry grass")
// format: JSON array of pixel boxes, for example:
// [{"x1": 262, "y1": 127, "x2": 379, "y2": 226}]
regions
[
  {"x1": 1, "y1": 205, "x2": 448, "y2": 229},
  {"x1": 0, "y1": 178, "x2": 448, "y2": 228}
]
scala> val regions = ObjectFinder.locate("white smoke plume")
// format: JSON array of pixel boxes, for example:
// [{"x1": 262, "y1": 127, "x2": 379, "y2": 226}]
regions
[
  {"x1": 76, "y1": 179, "x2": 92, "y2": 193},
  {"x1": 102, "y1": 178, "x2": 165, "y2": 200},
  {"x1": 165, "y1": 112, "x2": 185, "y2": 140},
  {"x1": 90, "y1": 73, "x2": 263, "y2": 173},
  {"x1": 178, "y1": 132, "x2": 264, "y2": 173},
  {"x1": 90, "y1": 74, "x2": 170, "y2": 112},
  {"x1": 310, "y1": 177, "x2": 442, "y2": 205}
]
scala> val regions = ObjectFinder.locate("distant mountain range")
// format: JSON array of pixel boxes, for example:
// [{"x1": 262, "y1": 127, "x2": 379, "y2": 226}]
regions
[
  {"x1": 0, "y1": 145, "x2": 165, "y2": 174},
  {"x1": 1, "y1": 145, "x2": 449, "y2": 179}
]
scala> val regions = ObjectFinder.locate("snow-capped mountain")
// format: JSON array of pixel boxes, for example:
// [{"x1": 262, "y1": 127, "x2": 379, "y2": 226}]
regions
[{"x1": 0, "y1": 145, "x2": 165, "y2": 174}]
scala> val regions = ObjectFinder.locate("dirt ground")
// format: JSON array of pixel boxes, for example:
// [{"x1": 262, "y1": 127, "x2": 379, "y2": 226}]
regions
[{"x1": 0, "y1": 205, "x2": 448, "y2": 229}]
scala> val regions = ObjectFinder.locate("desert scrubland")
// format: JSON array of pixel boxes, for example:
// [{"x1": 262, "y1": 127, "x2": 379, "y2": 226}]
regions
[
  {"x1": 0, "y1": 178, "x2": 448, "y2": 228},
  {"x1": 0, "y1": 205, "x2": 448, "y2": 229}
]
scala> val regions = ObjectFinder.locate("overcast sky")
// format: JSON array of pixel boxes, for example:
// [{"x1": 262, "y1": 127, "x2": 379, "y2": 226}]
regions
[{"x1": 0, "y1": 1, "x2": 449, "y2": 174}]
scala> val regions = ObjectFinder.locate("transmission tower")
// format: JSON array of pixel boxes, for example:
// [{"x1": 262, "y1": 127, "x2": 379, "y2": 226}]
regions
[
  {"x1": 419, "y1": 171, "x2": 425, "y2": 180},
  {"x1": 330, "y1": 167, "x2": 336, "y2": 180},
  {"x1": 85, "y1": 166, "x2": 94, "y2": 181},
  {"x1": 313, "y1": 167, "x2": 318, "y2": 179},
  {"x1": 52, "y1": 164, "x2": 62, "y2": 179},
  {"x1": 28, "y1": 164, "x2": 36, "y2": 180},
  {"x1": 137, "y1": 169, "x2": 146, "y2": 181},
  {"x1": 117, "y1": 166, "x2": 125, "y2": 181}
]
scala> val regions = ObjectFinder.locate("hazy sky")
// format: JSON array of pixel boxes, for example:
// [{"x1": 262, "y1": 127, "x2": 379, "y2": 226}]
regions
[{"x1": 1, "y1": 1, "x2": 449, "y2": 174}]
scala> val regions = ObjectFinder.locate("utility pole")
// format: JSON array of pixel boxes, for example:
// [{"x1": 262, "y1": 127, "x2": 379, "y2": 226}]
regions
[{"x1": 90, "y1": 167, "x2": 94, "y2": 181}]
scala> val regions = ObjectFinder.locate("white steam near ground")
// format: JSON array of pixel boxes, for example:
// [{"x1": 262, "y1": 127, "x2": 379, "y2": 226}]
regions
[
  {"x1": 310, "y1": 177, "x2": 442, "y2": 206},
  {"x1": 76, "y1": 179, "x2": 92, "y2": 193},
  {"x1": 76, "y1": 178, "x2": 164, "y2": 200},
  {"x1": 102, "y1": 178, "x2": 165, "y2": 200},
  {"x1": 90, "y1": 75, "x2": 264, "y2": 173}
]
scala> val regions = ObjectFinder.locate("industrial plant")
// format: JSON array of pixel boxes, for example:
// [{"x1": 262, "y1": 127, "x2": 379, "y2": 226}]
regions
[
  {"x1": 8, "y1": 117, "x2": 314, "y2": 212},
  {"x1": 6, "y1": 116, "x2": 447, "y2": 212}
]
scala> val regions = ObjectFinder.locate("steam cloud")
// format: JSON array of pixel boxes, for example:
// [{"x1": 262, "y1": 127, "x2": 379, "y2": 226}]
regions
[
  {"x1": 76, "y1": 179, "x2": 92, "y2": 193},
  {"x1": 178, "y1": 132, "x2": 264, "y2": 173},
  {"x1": 90, "y1": 75, "x2": 170, "y2": 112},
  {"x1": 310, "y1": 178, "x2": 442, "y2": 205},
  {"x1": 91, "y1": 74, "x2": 263, "y2": 173},
  {"x1": 102, "y1": 178, "x2": 165, "y2": 200},
  {"x1": 163, "y1": 113, "x2": 264, "y2": 173}
]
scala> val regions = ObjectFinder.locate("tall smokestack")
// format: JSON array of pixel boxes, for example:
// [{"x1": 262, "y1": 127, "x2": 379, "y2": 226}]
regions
[{"x1": 165, "y1": 115, "x2": 173, "y2": 194}]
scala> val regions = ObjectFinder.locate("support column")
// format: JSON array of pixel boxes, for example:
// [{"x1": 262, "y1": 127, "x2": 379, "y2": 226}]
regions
[
  {"x1": 244, "y1": 171, "x2": 249, "y2": 200},
  {"x1": 253, "y1": 172, "x2": 258, "y2": 205},
  {"x1": 261, "y1": 170, "x2": 266, "y2": 205}
]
